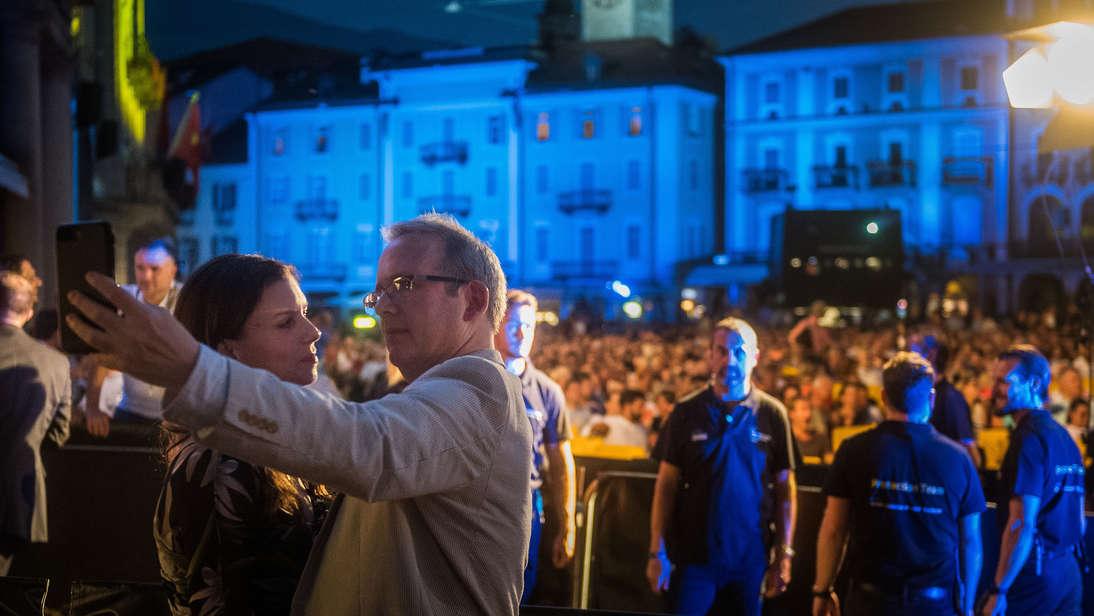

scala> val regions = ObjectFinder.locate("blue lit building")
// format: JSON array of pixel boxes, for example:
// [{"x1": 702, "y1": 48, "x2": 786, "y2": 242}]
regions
[
  {"x1": 707, "y1": 0, "x2": 1094, "y2": 312},
  {"x1": 179, "y1": 31, "x2": 720, "y2": 317}
]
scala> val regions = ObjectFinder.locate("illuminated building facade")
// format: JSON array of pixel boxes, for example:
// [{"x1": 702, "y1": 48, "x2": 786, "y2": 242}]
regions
[{"x1": 183, "y1": 40, "x2": 719, "y2": 316}]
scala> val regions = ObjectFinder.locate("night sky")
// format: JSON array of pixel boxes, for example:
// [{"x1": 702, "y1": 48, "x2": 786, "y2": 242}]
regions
[{"x1": 149, "y1": 0, "x2": 903, "y2": 60}]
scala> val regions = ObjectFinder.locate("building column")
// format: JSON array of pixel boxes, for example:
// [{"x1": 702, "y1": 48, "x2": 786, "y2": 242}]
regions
[
  {"x1": 38, "y1": 47, "x2": 75, "y2": 309},
  {"x1": 0, "y1": 12, "x2": 44, "y2": 282},
  {"x1": 918, "y1": 121, "x2": 942, "y2": 244}
]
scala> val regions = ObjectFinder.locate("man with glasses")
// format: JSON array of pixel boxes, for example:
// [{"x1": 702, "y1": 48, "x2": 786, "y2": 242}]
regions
[{"x1": 65, "y1": 214, "x2": 533, "y2": 615}]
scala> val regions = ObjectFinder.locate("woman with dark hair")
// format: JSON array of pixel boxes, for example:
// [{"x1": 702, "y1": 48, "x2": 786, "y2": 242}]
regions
[{"x1": 153, "y1": 254, "x2": 329, "y2": 615}]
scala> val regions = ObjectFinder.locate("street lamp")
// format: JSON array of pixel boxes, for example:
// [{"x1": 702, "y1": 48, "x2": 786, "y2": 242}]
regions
[{"x1": 1003, "y1": 21, "x2": 1094, "y2": 108}]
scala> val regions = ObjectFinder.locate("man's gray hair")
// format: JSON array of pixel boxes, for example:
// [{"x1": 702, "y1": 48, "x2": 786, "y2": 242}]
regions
[{"x1": 382, "y1": 213, "x2": 507, "y2": 329}]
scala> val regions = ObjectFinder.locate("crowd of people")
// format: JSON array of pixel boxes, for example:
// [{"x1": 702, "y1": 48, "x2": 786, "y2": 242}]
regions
[{"x1": 317, "y1": 303, "x2": 1092, "y2": 467}]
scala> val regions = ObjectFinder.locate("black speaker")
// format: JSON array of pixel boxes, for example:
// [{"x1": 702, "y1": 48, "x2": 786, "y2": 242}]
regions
[
  {"x1": 95, "y1": 120, "x2": 118, "y2": 159},
  {"x1": 779, "y1": 209, "x2": 904, "y2": 308},
  {"x1": 76, "y1": 81, "x2": 101, "y2": 127}
]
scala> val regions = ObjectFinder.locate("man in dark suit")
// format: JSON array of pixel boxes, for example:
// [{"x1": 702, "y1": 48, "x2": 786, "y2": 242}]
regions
[{"x1": 0, "y1": 271, "x2": 71, "y2": 575}]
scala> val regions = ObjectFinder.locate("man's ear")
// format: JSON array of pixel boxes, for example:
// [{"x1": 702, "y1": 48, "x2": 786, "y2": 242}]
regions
[{"x1": 461, "y1": 280, "x2": 490, "y2": 322}]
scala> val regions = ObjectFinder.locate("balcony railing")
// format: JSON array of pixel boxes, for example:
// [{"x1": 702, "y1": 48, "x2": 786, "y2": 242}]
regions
[
  {"x1": 297, "y1": 262, "x2": 348, "y2": 282},
  {"x1": 294, "y1": 198, "x2": 338, "y2": 222},
  {"x1": 866, "y1": 160, "x2": 916, "y2": 188},
  {"x1": 741, "y1": 168, "x2": 789, "y2": 193},
  {"x1": 418, "y1": 194, "x2": 471, "y2": 218},
  {"x1": 942, "y1": 156, "x2": 993, "y2": 187},
  {"x1": 558, "y1": 189, "x2": 612, "y2": 214},
  {"x1": 812, "y1": 165, "x2": 859, "y2": 189},
  {"x1": 551, "y1": 260, "x2": 619, "y2": 280},
  {"x1": 420, "y1": 141, "x2": 469, "y2": 166}
]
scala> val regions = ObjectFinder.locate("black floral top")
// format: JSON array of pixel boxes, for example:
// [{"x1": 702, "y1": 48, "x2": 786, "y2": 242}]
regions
[{"x1": 153, "y1": 437, "x2": 327, "y2": 615}]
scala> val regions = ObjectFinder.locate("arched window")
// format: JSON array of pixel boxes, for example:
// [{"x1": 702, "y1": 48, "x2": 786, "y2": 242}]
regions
[{"x1": 1027, "y1": 195, "x2": 1069, "y2": 243}]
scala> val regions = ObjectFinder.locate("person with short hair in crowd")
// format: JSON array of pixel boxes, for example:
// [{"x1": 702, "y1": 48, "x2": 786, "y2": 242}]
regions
[
  {"x1": 67, "y1": 213, "x2": 533, "y2": 614},
  {"x1": 495, "y1": 289, "x2": 577, "y2": 602},
  {"x1": 0, "y1": 271, "x2": 70, "y2": 576},
  {"x1": 647, "y1": 317, "x2": 796, "y2": 616},
  {"x1": 788, "y1": 397, "x2": 829, "y2": 460},
  {"x1": 155, "y1": 254, "x2": 331, "y2": 614},
  {"x1": 813, "y1": 352, "x2": 984, "y2": 616},
  {"x1": 980, "y1": 344, "x2": 1085, "y2": 616},
  {"x1": 915, "y1": 335, "x2": 982, "y2": 467},
  {"x1": 85, "y1": 237, "x2": 181, "y2": 436},
  {"x1": 582, "y1": 388, "x2": 649, "y2": 449}
]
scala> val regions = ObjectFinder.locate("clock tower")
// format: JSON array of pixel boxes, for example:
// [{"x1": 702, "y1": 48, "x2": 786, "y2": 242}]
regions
[{"x1": 581, "y1": 0, "x2": 672, "y2": 45}]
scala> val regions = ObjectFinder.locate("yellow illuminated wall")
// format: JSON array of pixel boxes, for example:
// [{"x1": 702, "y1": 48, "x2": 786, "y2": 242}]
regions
[{"x1": 115, "y1": 0, "x2": 162, "y2": 145}]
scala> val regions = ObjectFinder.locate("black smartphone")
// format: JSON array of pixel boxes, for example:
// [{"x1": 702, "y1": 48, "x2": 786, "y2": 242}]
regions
[{"x1": 56, "y1": 221, "x2": 116, "y2": 354}]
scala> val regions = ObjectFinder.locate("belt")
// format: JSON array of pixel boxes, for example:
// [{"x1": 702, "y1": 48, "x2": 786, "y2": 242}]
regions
[{"x1": 856, "y1": 581, "x2": 949, "y2": 602}]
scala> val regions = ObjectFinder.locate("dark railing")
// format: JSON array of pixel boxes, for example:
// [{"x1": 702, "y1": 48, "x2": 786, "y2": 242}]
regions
[
  {"x1": 418, "y1": 194, "x2": 471, "y2": 218},
  {"x1": 942, "y1": 156, "x2": 993, "y2": 187},
  {"x1": 420, "y1": 141, "x2": 469, "y2": 166},
  {"x1": 741, "y1": 168, "x2": 789, "y2": 193},
  {"x1": 551, "y1": 260, "x2": 619, "y2": 279},
  {"x1": 559, "y1": 189, "x2": 612, "y2": 214},
  {"x1": 865, "y1": 160, "x2": 916, "y2": 188},
  {"x1": 1074, "y1": 150, "x2": 1094, "y2": 186},
  {"x1": 1021, "y1": 155, "x2": 1069, "y2": 188},
  {"x1": 812, "y1": 165, "x2": 859, "y2": 189},
  {"x1": 297, "y1": 262, "x2": 348, "y2": 282},
  {"x1": 294, "y1": 198, "x2": 338, "y2": 222}
]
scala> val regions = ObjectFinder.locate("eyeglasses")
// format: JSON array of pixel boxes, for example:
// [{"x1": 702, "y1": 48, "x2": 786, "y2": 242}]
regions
[{"x1": 363, "y1": 274, "x2": 469, "y2": 310}]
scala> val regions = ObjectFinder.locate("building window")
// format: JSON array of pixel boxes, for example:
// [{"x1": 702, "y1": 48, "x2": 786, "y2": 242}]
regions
[
  {"x1": 488, "y1": 115, "x2": 505, "y2": 144},
  {"x1": 268, "y1": 176, "x2": 290, "y2": 203},
  {"x1": 442, "y1": 117, "x2": 455, "y2": 142},
  {"x1": 536, "y1": 165, "x2": 549, "y2": 194},
  {"x1": 960, "y1": 65, "x2": 980, "y2": 106},
  {"x1": 580, "y1": 162, "x2": 595, "y2": 189},
  {"x1": 359, "y1": 123, "x2": 372, "y2": 150},
  {"x1": 685, "y1": 104, "x2": 701, "y2": 136},
  {"x1": 628, "y1": 106, "x2": 643, "y2": 136},
  {"x1": 580, "y1": 109, "x2": 597, "y2": 139},
  {"x1": 359, "y1": 173, "x2": 371, "y2": 200},
  {"x1": 263, "y1": 231, "x2": 290, "y2": 260},
  {"x1": 887, "y1": 71, "x2": 905, "y2": 94},
  {"x1": 211, "y1": 235, "x2": 238, "y2": 256},
  {"x1": 689, "y1": 159, "x2": 699, "y2": 190},
  {"x1": 626, "y1": 224, "x2": 641, "y2": 260},
  {"x1": 486, "y1": 167, "x2": 498, "y2": 196},
  {"x1": 535, "y1": 226, "x2": 549, "y2": 261},
  {"x1": 888, "y1": 141, "x2": 904, "y2": 164},
  {"x1": 763, "y1": 148, "x2": 779, "y2": 169},
  {"x1": 352, "y1": 225, "x2": 375, "y2": 265},
  {"x1": 272, "y1": 128, "x2": 288, "y2": 156},
  {"x1": 536, "y1": 112, "x2": 550, "y2": 142},
  {"x1": 307, "y1": 227, "x2": 335, "y2": 265},
  {"x1": 213, "y1": 183, "x2": 237, "y2": 226},
  {"x1": 764, "y1": 81, "x2": 781, "y2": 104},
  {"x1": 834, "y1": 144, "x2": 849, "y2": 167},
  {"x1": 314, "y1": 125, "x2": 330, "y2": 153},
  {"x1": 402, "y1": 122, "x2": 414, "y2": 148},
  {"x1": 307, "y1": 175, "x2": 327, "y2": 200},
  {"x1": 627, "y1": 160, "x2": 641, "y2": 190},
  {"x1": 833, "y1": 76, "x2": 849, "y2": 100},
  {"x1": 402, "y1": 172, "x2": 413, "y2": 198},
  {"x1": 178, "y1": 236, "x2": 199, "y2": 275}
]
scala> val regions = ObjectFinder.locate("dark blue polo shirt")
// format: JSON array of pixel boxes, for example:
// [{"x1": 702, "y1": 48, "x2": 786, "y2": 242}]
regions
[
  {"x1": 652, "y1": 386, "x2": 795, "y2": 567},
  {"x1": 520, "y1": 361, "x2": 572, "y2": 489},
  {"x1": 1000, "y1": 409, "x2": 1085, "y2": 553},
  {"x1": 930, "y1": 379, "x2": 975, "y2": 445},
  {"x1": 824, "y1": 421, "x2": 985, "y2": 589}
]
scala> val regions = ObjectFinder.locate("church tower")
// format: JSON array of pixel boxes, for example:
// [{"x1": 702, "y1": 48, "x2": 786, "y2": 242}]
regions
[{"x1": 580, "y1": 0, "x2": 673, "y2": 45}]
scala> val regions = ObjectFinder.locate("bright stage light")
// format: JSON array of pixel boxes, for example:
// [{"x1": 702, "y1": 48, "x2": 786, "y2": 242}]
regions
[
  {"x1": 866, "y1": 221, "x2": 879, "y2": 235},
  {"x1": 1047, "y1": 30, "x2": 1094, "y2": 104},
  {"x1": 610, "y1": 280, "x2": 632, "y2": 298},
  {"x1": 352, "y1": 314, "x2": 377, "y2": 330},
  {"x1": 622, "y1": 300, "x2": 643, "y2": 319}
]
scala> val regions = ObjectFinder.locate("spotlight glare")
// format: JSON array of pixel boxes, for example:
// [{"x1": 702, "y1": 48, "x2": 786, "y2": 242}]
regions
[
  {"x1": 866, "y1": 221, "x2": 879, "y2": 235},
  {"x1": 622, "y1": 300, "x2": 643, "y2": 319}
]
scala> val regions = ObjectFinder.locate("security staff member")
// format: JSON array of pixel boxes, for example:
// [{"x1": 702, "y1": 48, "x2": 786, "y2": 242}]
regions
[
  {"x1": 813, "y1": 352, "x2": 985, "y2": 616},
  {"x1": 495, "y1": 290, "x2": 577, "y2": 603},
  {"x1": 980, "y1": 344, "x2": 1085, "y2": 616},
  {"x1": 648, "y1": 317, "x2": 796, "y2": 616}
]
